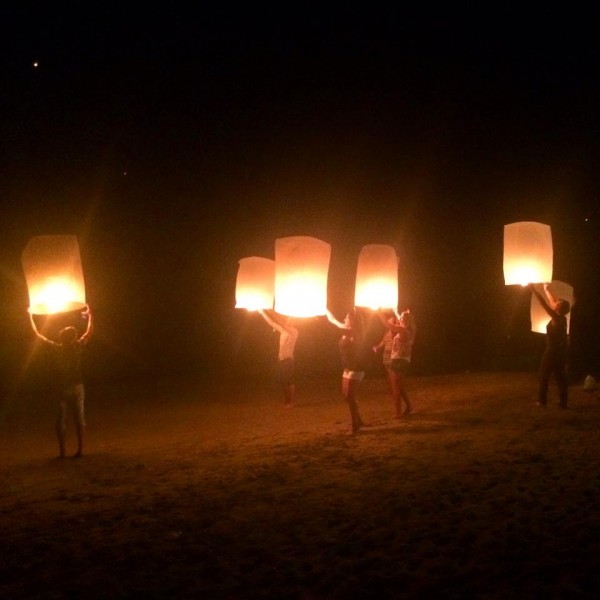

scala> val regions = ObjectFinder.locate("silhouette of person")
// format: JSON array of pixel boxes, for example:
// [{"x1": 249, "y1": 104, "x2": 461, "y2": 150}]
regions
[
  {"x1": 530, "y1": 283, "x2": 570, "y2": 408},
  {"x1": 29, "y1": 305, "x2": 94, "y2": 457},
  {"x1": 326, "y1": 307, "x2": 368, "y2": 434},
  {"x1": 258, "y1": 309, "x2": 299, "y2": 407}
]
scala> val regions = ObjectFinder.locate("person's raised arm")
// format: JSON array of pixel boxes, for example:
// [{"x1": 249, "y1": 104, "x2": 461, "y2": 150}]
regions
[
  {"x1": 28, "y1": 310, "x2": 53, "y2": 344},
  {"x1": 543, "y1": 283, "x2": 561, "y2": 312},
  {"x1": 325, "y1": 308, "x2": 347, "y2": 330},
  {"x1": 530, "y1": 284, "x2": 555, "y2": 317},
  {"x1": 258, "y1": 308, "x2": 286, "y2": 334},
  {"x1": 78, "y1": 305, "x2": 94, "y2": 345}
]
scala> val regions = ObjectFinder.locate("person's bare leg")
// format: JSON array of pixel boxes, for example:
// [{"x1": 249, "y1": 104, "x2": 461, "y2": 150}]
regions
[
  {"x1": 56, "y1": 410, "x2": 66, "y2": 458},
  {"x1": 400, "y1": 390, "x2": 412, "y2": 415},
  {"x1": 73, "y1": 423, "x2": 84, "y2": 458},
  {"x1": 390, "y1": 373, "x2": 402, "y2": 418},
  {"x1": 387, "y1": 370, "x2": 400, "y2": 418},
  {"x1": 283, "y1": 383, "x2": 295, "y2": 407},
  {"x1": 399, "y1": 374, "x2": 412, "y2": 415},
  {"x1": 72, "y1": 394, "x2": 84, "y2": 458},
  {"x1": 345, "y1": 379, "x2": 363, "y2": 434}
]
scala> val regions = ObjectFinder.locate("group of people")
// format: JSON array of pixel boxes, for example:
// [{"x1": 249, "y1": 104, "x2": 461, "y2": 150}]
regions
[
  {"x1": 258, "y1": 305, "x2": 417, "y2": 435},
  {"x1": 28, "y1": 281, "x2": 572, "y2": 456},
  {"x1": 327, "y1": 307, "x2": 417, "y2": 434},
  {"x1": 258, "y1": 281, "x2": 573, "y2": 434}
]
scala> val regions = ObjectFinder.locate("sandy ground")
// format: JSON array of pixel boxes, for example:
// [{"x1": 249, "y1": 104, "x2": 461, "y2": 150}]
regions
[{"x1": 1, "y1": 371, "x2": 600, "y2": 599}]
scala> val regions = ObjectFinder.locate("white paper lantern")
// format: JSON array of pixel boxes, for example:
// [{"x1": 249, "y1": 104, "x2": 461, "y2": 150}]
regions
[
  {"x1": 354, "y1": 244, "x2": 399, "y2": 310},
  {"x1": 274, "y1": 236, "x2": 331, "y2": 317},
  {"x1": 235, "y1": 257, "x2": 275, "y2": 311},
  {"x1": 530, "y1": 280, "x2": 573, "y2": 334},
  {"x1": 503, "y1": 222, "x2": 553, "y2": 286},
  {"x1": 22, "y1": 235, "x2": 86, "y2": 315}
]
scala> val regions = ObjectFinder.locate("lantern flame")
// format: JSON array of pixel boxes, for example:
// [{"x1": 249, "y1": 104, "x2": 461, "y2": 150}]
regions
[
  {"x1": 22, "y1": 235, "x2": 86, "y2": 315},
  {"x1": 503, "y1": 222, "x2": 553, "y2": 286},
  {"x1": 511, "y1": 264, "x2": 545, "y2": 287},
  {"x1": 355, "y1": 244, "x2": 399, "y2": 310},
  {"x1": 275, "y1": 236, "x2": 331, "y2": 317},
  {"x1": 30, "y1": 278, "x2": 83, "y2": 315},
  {"x1": 235, "y1": 257, "x2": 275, "y2": 311}
]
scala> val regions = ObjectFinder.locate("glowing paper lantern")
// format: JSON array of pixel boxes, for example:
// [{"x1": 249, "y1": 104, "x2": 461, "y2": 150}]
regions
[
  {"x1": 355, "y1": 244, "x2": 399, "y2": 310},
  {"x1": 235, "y1": 257, "x2": 275, "y2": 311},
  {"x1": 22, "y1": 235, "x2": 86, "y2": 315},
  {"x1": 531, "y1": 280, "x2": 574, "y2": 334},
  {"x1": 274, "y1": 236, "x2": 331, "y2": 317},
  {"x1": 503, "y1": 222, "x2": 553, "y2": 286}
]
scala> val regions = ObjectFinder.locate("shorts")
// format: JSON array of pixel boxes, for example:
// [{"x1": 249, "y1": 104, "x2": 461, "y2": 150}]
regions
[
  {"x1": 342, "y1": 369, "x2": 365, "y2": 381},
  {"x1": 278, "y1": 358, "x2": 295, "y2": 386},
  {"x1": 390, "y1": 359, "x2": 410, "y2": 375},
  {"x1": 58, "y1": 383, "x2": 86, "y2": 427}
]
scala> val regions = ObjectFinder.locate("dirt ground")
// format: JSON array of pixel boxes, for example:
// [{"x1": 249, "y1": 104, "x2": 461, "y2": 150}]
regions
[{"x1": 1, "y1": 371, "x2": 600, "y2": 599}]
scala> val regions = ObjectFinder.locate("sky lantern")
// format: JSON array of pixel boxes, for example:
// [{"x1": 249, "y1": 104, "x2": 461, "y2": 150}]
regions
[
  {"x1": 235, "y1": 256, "x2": 275, "y2": 311},
  {"x1": 530, "y1": 280, "x2": 574, "y2": 334},
  {"x1": 274, "y1": 236, "x2": 331, "y2": 317},
  {"x1": 503, "y1": 221, "x2": 553, "y2": 286},
  {"x1": 22, "y1": 235, "x2": 86, "y2": 315},
  {"x1": 354, "y1": 244, "x2": 399, "y2": 310}
]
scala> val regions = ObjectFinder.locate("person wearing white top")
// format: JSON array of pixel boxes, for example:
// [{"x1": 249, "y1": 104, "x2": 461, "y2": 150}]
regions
[{"x1": 258, "y1": 309, "x2": 299, "y2": 407}]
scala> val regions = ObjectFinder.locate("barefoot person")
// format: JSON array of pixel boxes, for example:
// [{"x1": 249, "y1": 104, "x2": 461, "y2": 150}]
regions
[
  {"x1": 29, "y1": 305, "x2": 94, "y2": 457},
  {"x1": 378, "y1": 309, "x2": 417, "y2": 418},
  {"x1": 326, "y1": 307, "x2": 368, "y2": 434},
  {"x1": 258, "y1": 309, "x2": 299, "y2": 407},
  {"x1": 530, "y1": 283, "x2": 571, "y2": 409}
]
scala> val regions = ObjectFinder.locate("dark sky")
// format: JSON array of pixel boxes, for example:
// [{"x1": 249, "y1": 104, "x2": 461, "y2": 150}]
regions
[{"x1": 1, "y1": 6, "x2": 599, "y2": 386}]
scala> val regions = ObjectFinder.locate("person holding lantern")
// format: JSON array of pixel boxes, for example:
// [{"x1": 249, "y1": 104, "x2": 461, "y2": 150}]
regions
[
  {"x1": 258, "y1": 309, "x2": 299, "y2": 407},
  {"x1": 326, "y1": 307, "x2": 368, "y2": 434},
  {"x1": 529, "y1": 283, "x2": 571, "y2": 409},
  {"x1": 378, "y1": 309, "x2": 417, "y2": 418},
  {"x1": 28, "y1": 305, "x2": 94, "y2": 458}
]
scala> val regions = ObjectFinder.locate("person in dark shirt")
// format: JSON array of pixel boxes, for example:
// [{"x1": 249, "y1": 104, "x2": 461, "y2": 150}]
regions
[
  {"x1": 530, "y1": 284, "x2": 570, "y2": 408},
  {"x1": 326, "y1": 307, "x2": 368, "y2": 434},
  {"x1": 29, "y1": 305, "x2": 94, "y2": 457}
]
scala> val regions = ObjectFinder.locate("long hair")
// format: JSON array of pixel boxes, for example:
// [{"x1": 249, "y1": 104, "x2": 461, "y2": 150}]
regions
[{"x1": 347, "y1": 308, "x2": 364, "y2": 341}]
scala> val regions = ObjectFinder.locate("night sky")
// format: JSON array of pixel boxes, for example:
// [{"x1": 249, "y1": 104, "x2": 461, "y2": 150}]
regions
[{"x1": 1, "y1": 6, "x2": 599, "y2": 389}]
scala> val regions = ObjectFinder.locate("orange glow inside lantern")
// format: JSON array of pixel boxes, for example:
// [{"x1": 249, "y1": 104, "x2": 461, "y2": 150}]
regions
[
  {"x1": 274, "y1": 236, "x2": 331, "y2": 317},
  {"x1": 531, "y1": 280, "x2": 573, "y2": 334},
  {"x1": 235, "y1": 257, "x2": 275, "y2": 311},
  {"x1": 354, "y1": 244, "x2": 399, "y2": 310},
  {"x1": 22, "y1": 235, "x2": 86, "y2": 315},
  {"x1": 503, "y1": 222, "x2": 553, "y2": 286}
]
